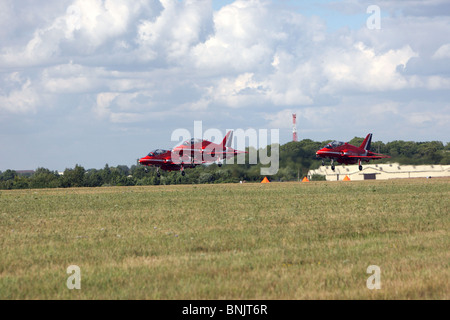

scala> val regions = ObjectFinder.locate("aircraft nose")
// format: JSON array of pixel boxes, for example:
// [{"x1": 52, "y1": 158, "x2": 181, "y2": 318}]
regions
[{"x1": 139, "y1": 157, "x2": 149, "y2": 164}]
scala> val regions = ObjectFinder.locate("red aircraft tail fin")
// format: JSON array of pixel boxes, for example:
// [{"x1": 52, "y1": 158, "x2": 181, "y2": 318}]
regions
[
  {"x1": 360, "y1": 133, "x2": 373, "y2": 151},
  {"x1": 221, "y1": 131, "x2": 233, "y2": 148}
]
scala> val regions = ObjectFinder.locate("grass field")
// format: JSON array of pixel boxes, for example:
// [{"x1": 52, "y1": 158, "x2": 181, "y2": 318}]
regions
[{"x1": 0, "y1": 178, "x2": 448, "y2": 299}]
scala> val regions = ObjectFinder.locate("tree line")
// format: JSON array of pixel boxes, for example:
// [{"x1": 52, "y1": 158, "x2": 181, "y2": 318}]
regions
[{"x1": 1, "y1": 138, "x2": 449, "y2": 189}]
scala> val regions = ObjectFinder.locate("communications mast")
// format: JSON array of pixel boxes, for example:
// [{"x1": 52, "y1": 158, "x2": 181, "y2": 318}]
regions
[{"x1": 292, "y1": 113, "x2": 298, "y2": 142}]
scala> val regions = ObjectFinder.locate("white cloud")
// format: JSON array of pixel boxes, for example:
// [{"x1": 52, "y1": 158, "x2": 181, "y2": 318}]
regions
[
  {"x1": 406, "y1": 110, "x2": 450, "y2": 127},
  {"x1": 136, "y1": 0, "x2": 213, "y2": 62},
  {"x1": 208, "y1": 73, "x2": 267, "y2": 108},
  {"x1": 110, "y1": 112, "x2": 143, "y2": 123},
  {"x1": 191, "y1": 0, "x2": 306, "y2": 74},
  {"x1": 0, "y1": 0, "x2": 15, "y2": 39},
  {"x1": 94, "y1": 92, "x2": 119, "y2": 118},
  {"x1": 0, "y1": 0, "x2": 158, "y2": 67},
  {"x1": 425, "y1": 75, "x2": 450, "y2": 90},
  {"x1": 0, "y1": 0, "x2": 446, "y2": 114},
  {"x1": 0, "y1": 76, "x2": 39, "y2": 114},
  {"x1": 322, "y1": 43, "x2": 418, "y2": 93},
  {"x1": 433, "y1": 43, "x2": 450, "y2": 59}
]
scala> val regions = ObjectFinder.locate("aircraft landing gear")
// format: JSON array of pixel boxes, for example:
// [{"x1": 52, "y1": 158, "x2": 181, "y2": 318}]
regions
[
  {"x1": 358, "y1": 159, "x2": 363, "y2": 171},
  {"x1": 156, "y1": 168, "x2": 161, "y2": 177},
  {"x1": 331, "y1": 159, "x2": 335, "y2": 171}
]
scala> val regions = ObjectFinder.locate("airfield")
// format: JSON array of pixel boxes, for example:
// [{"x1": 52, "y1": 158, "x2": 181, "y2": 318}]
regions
[{"x1": 0, "y1": 178, "x2": 448, "y2": 299}]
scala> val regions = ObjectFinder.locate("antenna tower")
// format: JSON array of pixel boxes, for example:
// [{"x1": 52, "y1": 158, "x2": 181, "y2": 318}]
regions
[{"x1": 292, "y1": 113, "x2": 298, "y2": 142}]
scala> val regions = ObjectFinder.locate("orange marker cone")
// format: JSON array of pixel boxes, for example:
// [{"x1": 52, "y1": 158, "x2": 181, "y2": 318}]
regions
[
  {"x1": 343, "y1": 175, "x2": 351, "y2": 181},
  {"x1": 302, "y1": 177, "x2": 309, "y2": 182},
  {"x1": 261, "y1": 177, "x2": 270, "y2": 183}
]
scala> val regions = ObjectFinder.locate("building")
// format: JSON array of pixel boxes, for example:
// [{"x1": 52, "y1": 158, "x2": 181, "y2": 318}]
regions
[
  {"x1": 16, "y1": 170, "x2": 35, "y2": 177},
  {"x1": 308, "y1": 162, "x2": 450, "y2": 181}
]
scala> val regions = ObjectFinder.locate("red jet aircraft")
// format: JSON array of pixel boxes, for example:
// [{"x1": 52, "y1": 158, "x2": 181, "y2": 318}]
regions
[
  {"x1": 316, "y1": 133, "x2": 390, "y2": 171},
  {"x1": 139, "y1": 131, "x2": 246, "y2": 176}
]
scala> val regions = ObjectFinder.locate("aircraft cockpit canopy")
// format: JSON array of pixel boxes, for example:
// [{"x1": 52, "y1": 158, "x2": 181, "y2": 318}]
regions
[
  {"x1": 182, "y1": 138, "x2": 203, "y2": 146},
  {"x1": 324, "y1": 141, "x2": 345, "y2": 149},
  {"x1": 148, "y1": 149, "x2": 169, "y2": 156}
]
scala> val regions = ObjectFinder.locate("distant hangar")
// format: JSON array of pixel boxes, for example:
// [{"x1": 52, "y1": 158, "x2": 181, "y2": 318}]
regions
[{"x1": 308, "y1": 162, "x2": 450, "y2": 181}]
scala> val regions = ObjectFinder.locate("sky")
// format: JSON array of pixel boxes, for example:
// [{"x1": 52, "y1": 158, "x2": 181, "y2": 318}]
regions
[{"x1": 1, "y1": 0, "x2": 450, "y2": 171}]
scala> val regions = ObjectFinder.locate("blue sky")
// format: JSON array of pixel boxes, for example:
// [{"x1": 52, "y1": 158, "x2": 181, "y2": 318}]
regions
[
  {"x1": 215, "y1": 0, "x2": 376, "y2": 31},
  {"x1": 1, "y1": 0, "x2": 449, "y2": 171}
]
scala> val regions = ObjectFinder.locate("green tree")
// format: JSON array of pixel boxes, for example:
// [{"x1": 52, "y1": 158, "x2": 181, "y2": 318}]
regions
[
  {"x1": 101, "y1": 164, "x2": 112, "y2": 185},
  {"x1": 85, "y1": 169, "x2": 103, "y2": 187},
  {"x1": 0, "y1": 169, "x2": 17, "y2": 181},
  {"x1": 62, "y1": 165, "x2": 86, "y2": 188},
  {"x1": 30, "y1": 168, "x2": 61, "y2": 188}
]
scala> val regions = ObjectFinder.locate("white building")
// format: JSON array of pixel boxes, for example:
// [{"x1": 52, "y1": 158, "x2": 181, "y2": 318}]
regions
[{"x1": 308, "y1": 162, "x2": 450, "y2": 181}]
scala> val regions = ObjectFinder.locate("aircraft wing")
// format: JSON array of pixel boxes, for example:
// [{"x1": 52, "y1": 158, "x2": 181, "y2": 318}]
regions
[
  {"x1": 173, "y1": 148, "x2": 204, "y2": 153},
  {"x1": 175, "y1": 149, "x2": 245, "y2": 156},
  {"x1": 346, "y1": 155, "x2": 390, "y2": 159}
]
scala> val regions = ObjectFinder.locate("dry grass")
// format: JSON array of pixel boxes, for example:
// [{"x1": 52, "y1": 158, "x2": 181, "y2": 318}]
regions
[{"x1": 0, "y1": 178, "x2": 448, "y2": 299}]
